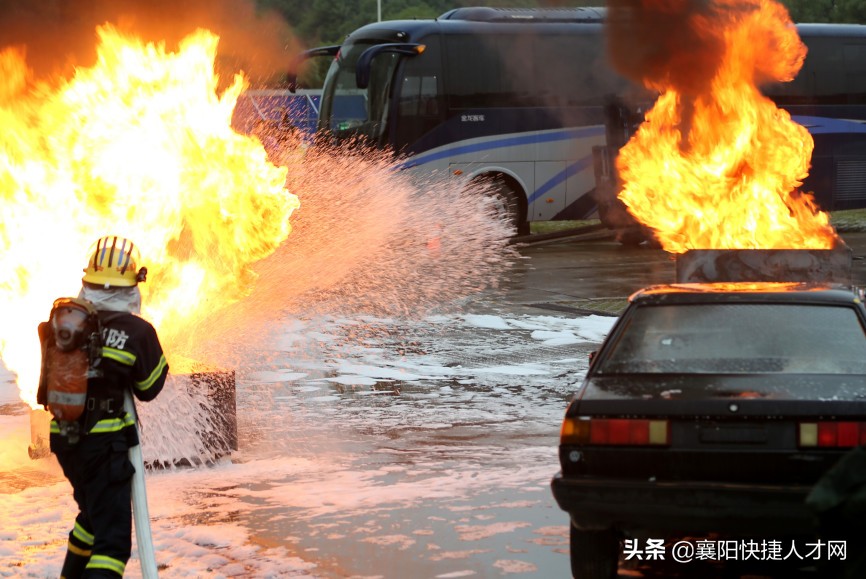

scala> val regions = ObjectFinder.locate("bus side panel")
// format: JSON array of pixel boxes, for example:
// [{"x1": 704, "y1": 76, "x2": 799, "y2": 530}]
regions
[
  {"x1": 534, "y1": 162, "x2": 566, "y2": 220},
  {"x1": 566, "y1": 156, "x2": 603, "y2": 216},
  {"x1": 403, "y1": 126, "x2": 610, "y2": 222}
]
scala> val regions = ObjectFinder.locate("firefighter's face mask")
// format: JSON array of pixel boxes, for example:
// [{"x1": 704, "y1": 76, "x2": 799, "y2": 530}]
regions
[{"x1": 78, "y1": 284, "x2": 142, "y2": 314}]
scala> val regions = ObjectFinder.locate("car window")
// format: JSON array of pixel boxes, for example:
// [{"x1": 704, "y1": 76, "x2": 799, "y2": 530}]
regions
[{"x1": 597, "y1": 304, "x2": 866, "y2": 375}]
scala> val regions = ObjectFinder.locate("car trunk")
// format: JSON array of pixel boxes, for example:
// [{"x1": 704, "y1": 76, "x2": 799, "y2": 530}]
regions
[{"x1": 562, "y1": 375, "x2": 866, "y2": 483}]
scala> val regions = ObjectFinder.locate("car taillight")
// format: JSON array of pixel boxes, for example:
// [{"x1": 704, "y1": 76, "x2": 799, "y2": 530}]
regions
[
  {"x1": 560, "y1": 417, "x2": 670, "y2": 446},
  {"x1": 798, "y1": 421, "x2": 866, "y2": 448}
]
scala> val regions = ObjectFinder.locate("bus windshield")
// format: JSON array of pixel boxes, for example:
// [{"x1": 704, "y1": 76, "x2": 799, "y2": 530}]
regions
[{"x1": 319, "y1": 39, "x2": 400, "y2": 143}]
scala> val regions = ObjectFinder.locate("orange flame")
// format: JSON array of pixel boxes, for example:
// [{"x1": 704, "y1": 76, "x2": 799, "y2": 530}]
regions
[
  {"x1": 614, "y1": 0, "x2": 839, "y2": 252},
  {"x1": 0, "y1": 26, "x2": 299, "y2": 407}
]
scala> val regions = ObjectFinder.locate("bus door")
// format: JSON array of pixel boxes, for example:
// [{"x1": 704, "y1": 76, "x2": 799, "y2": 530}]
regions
[{"x1": 392, "y1": 35, "x2": 444, "y2": 153}]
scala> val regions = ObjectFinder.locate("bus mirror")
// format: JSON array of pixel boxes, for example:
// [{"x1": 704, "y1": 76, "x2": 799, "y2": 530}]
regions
[
  {"x1": 356, "y1": 43, "x2": 425, "y2": 90},
  {"x1": 288, "y1": 45, "x2": 341, "y2": 93}
]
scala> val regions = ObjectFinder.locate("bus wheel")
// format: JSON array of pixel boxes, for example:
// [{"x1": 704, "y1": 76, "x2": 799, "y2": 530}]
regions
[{"x1": 486, "y1": 176, "x2": 529, "y2": 236}]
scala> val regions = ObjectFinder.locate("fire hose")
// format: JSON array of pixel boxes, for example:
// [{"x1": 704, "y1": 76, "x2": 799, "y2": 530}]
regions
[{"x1": 123, "y1": 390, "x2": 159, "y2": 578}]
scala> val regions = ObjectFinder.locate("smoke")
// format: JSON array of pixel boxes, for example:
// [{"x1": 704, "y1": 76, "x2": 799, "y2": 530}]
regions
[
  {"x1": 606, "y1": 0, "x2": 806, "y2": 97},
  {"x1": 0, "y1": 0, "x2": 301, "y2": 86}
]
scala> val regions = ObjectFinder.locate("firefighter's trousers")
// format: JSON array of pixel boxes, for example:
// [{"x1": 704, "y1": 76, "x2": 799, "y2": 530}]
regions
[{"x1": 54, "y1": 429, "x2": 137, "y2": 578}]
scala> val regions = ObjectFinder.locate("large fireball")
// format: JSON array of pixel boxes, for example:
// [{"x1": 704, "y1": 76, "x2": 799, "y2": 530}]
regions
[
  {"x1": 608, "y1": 0, "x2": 840, "y2": 252},
  {"x1": 0, "y1": 26, "x2": 299, "y2": 406}
]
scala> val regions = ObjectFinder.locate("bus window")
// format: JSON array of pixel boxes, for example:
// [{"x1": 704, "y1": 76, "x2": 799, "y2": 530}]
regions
[
  {"x1": 399, "y1": 75, "x2": 439, "y2": 117},
  {"x1": 762, "y1": 35, "x2": 866, "y2": 104},
  {"x1": 844, "y1": 42, "x2": 866, "y2": 103},
  {"x1": 538, "y1": 32, "x2": 627, "y2": 106},
  {"x1": 444, "y1": 35, "x2": 505, "y2": 109},
  {"x1": 421, "y1": 76, "x2": 439, "y2": 115},
  {"x1": 400, "y1": 76, "x2": 421, "y2": 116},
  {"x1": 396, "y1": 73, "x2": 442, "y2": 150},
  {"x1": 443, "y1": 30, "x2": 626, "y2": 110}
]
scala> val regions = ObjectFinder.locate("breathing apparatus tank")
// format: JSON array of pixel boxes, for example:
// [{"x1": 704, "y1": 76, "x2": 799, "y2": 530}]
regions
[{"x1": 38, "y1": 298, "x2": 103, "y2": 440}]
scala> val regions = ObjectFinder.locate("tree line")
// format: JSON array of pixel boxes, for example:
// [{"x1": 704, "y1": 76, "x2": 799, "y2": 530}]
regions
[
  {"x1": 257, "y1": 0, "x2": 545, "y2": 49},
  {"x1": 255, "y1": 0, "x2": 866, "y2": 87},
  {"x1": 0, "y1": 0, "x2": 862, "y2": 86},
  {"x1": 784, "y1": 0, "x2": 866, "y2": 23},
  {"x1": 259, "y1": 0, "x2": 866, "y2": 51}
]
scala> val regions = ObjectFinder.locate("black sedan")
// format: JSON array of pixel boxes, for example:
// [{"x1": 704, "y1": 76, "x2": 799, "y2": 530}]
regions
[{"x1": 551, "y1": 282, "x2": 866, "y2": 578}]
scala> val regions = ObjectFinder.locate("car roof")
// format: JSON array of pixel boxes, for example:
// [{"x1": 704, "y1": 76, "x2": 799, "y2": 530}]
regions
[{"x1": 629, "y1": 282, "x2": 865, "y2": 307}]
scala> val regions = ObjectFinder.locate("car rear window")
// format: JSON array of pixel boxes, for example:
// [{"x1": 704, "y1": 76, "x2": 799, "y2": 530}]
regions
[{"x1": 597, "y1": 303, "x2": 866, "y2": 374}]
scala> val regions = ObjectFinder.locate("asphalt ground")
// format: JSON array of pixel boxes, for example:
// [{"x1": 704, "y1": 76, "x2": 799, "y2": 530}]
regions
[{"x1": 507, "y1": 229, "x2": 866, "y2": 318}]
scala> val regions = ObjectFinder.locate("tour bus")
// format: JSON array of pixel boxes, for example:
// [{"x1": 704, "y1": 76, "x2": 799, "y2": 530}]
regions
[{"x1": 295, "y1": 7, "x2": 866, "y2": 236}]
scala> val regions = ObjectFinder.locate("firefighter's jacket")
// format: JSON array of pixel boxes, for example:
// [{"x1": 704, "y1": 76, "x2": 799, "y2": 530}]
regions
[{"x1": 38, "y1": 310, "x2": 169, "y2": 443}]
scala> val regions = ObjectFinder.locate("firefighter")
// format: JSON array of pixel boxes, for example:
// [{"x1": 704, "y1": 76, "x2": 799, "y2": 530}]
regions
[{"x1": 39, "y1": 236, "x2": 169, "y2": 578}]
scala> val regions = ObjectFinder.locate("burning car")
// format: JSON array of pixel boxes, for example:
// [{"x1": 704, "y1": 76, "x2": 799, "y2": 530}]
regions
[{"x1": 551, "y1": 249, "x2": 866, "y2": 578}]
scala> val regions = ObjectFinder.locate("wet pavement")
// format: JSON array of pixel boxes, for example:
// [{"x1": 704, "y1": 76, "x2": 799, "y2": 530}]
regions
[
  {"x1": 507, "y1": 233, "x2": 674, "y2": 310},
  {"x1": 221, "y1": 231, "x2": 866, "y2": 578},
  {"x1": 510, "y1": 230, "x2": 866, "y2": 311},
  {"x1": 4, "y1": 231, "x2": 866, "y2": 578}
]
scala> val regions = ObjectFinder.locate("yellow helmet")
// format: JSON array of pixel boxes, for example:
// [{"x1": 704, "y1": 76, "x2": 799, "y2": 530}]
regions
[{"x1": 82, "y1": 236, "x2": 147, "y2": 288}]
